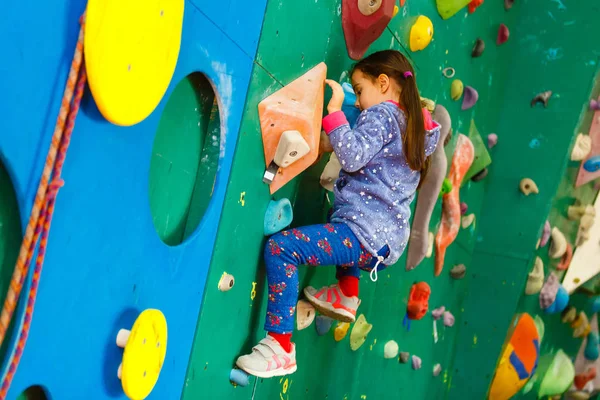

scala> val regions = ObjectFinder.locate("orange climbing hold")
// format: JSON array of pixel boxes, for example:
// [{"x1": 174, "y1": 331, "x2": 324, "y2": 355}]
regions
[
  {"x1": 407, "y1": 282, "x2": 431, "y2": 320},
  {"x1": 259, "y1": 62, "x2": 327, "y2": 194},
  {"x1": 434, "y1": 134, "x2": 474, "y2": 276},
  {"x1": 468, "y1": 0, "x2": 483, "y2": 13}
]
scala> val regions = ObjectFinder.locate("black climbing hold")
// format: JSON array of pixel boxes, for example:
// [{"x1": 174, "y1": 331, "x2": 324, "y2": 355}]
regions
[
  {"x1": 399, "y1": 352, "x2": 410, "y2": 363},
  {"x1": 531, "y1": 91, "x2": 553, "y2": 108},
  {"x1": 472, "y1": 38, "x2": 485, "y2": 58},
  {"x1": 471, "y1": 168, "x2": 488, "y2": 182}
]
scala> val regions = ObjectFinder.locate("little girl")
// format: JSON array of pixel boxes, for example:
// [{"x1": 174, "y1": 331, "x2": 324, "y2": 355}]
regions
[{"x1": 236, "y1": 50, "x2": 440, "y2": 378}]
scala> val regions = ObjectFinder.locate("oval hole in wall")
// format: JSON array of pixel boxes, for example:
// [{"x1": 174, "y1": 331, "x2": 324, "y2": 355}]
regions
[
  {"x1": 149, "y1": 72, "x2": 221, "y2": 246},
  {"x1": 18, "y1": 385, "x2": 49, "y2": 400}
]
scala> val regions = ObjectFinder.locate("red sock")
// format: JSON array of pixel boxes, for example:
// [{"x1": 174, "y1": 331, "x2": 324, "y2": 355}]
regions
[
  {"x1": 338, "y1": 276, "x2": 359, "y2": 297},
  {"x1": 269, "y1": 332, "x2": 292, "y2": 353}
]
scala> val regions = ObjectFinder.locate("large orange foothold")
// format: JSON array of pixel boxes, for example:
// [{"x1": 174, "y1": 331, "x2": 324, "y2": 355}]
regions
[
  {"x1": 259, "y1": 63, "x2": 327, "y2": 194},
  {"x1": 342, "y1": 0, "x2": 395, "y2": 60},
  {"x1": 434, "y1": 134, "x2": 474, "y2": 276}
]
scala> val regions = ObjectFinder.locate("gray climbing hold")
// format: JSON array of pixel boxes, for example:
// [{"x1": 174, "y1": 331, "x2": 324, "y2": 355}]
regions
[
  {"x1": 471, "y1": 168, "x2": 488, "y2": 182},
  {"x1": 399, "y1": 352, "x2": 410, "y2": 363},
  {"x1": 433, "y1": 363, "x2": 442, "y2": 377},
  {"x1": 315, "y1": 315, "x2": 334, "y2": 336},
  {"x1": 531, "y1": 91, "x2": 553, "y2": 108},
  {"x1": 230, "y1": 369, "x2": 250, "y2": 387},
  {"x1": 450, "y1": 264, "x2": 466, "y2": 279},
  {"x1": 462, "y1": 86, "x2": 479, "y2": 110},
  {"x1": 412, "y1": 355, "x2": 422, "y2": 370},
  {"x1": 472, "y1": 38, "x2": 485, "y2": 58},
  {"x1": 432, "y1": 306, "x2": 445, "y2": 320}
]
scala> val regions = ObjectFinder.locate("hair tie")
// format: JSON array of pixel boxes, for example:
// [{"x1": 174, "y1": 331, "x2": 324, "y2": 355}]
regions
[{"x1": 403, "y1": 71, "x2": 413, "y2": 78}]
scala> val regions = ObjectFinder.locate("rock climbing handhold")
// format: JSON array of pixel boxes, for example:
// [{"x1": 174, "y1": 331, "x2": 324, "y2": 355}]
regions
[
  {"x1": 442, "y1": 67, "x2": 456, "y2": 79},
  {"x1": 571, "y1": 134, "x2": 592, "y2": 161},
  {"x1": 296, "y1": 299, "x2": 316, "y2": 330},
  {"x1": 432, "y1": 306, "x2": 445, "y2": 320},
  {"x1": 218, "y1": 273, "x2": 235, "y2": 292},
  {"x1": 320, "y1": 152, "x2": 342, "y2": 192},
  {"x1": 451, "y1": 79, "x2": 463, "y2": 100},
  {"x1": 384, "y1": 340, "x2": 399, "y2": 359},
  {"x1": 440, "y1": 177, "x2": 453, "y2": 196},
  {"x1": 497, "y1": 24, "x2": 509, "y2": 45},
  {"x1": 461, "y1": 214, "x2": 475, "y2": 229},
  {"x1": 433, "y1": 363, "x2": 442, "y2": 376},
  {"x1": 315, "y1": 315, "x2": 334, "y2": 336},
  {"x1": 358, "y1": 0, "x2": 382, "y2": 15},
  {"x1": 274, "y1": 130, "x2": 311, "y2": 168},
  {"x1": 412, "y1": 355, "x2": 422, "y2": 370},
  {"x1": 572, "y1": 312, "x2": 591, "y2": 338},
  {"x1": 520, "y1": 178, "x2": 539, "y2": 196},
  {"x1": 468, "y1": 0, "x2": 483, "y2": 13},
  {"x1": 461, "y1": 86, "x2": 479, "y2": 110},
  {"x1": 471, "y1": 168, "x2": 488, "y2": 182},
  {"x1": 421, "y1": 97, "x2": 436, "y2": 112},
  {"x1": 540, "y1": 220, "x2": 551, "y2": 247},
  {"x1": 556, "y1": 242, "x2": 573, "y2": 270},
  {"x1": 407, "y1": 282, "x2": 431, "y2": 320},
  {"x1": 350, "y1": 314, "x2": 373, "y2": 351},
  {"x1": 540, "y1": 272, "x2": 569, "y2": 314},
  {"x1": 574, "y1": 367, "x2": 597, "y2": 390},
  {"x1": 526, "y1": 257, "x2": 544, "y2": 295},
  {"x1": 264, "y1": 198, "x2": 294, "y2": 236},
  {"x1": 410, "y1": 16, "x2": 434, "y2": 52},
  {"x1": 504, "y1": 0, "x2": 514, "y2": 10},
  {"x1": 568, "y1": 204, "x2": 595, "y2": 220},
  {"x1": 392, "y1": 4, "x2": 400, "y2": 17},
  {"x1": 561, "y1": 306, "x2": 576, "y2": 324},
  {"x1": 487, "y1": 133, "x2": 498, "y2": 148},
  {"x1": 584, "y1": 333, "x2": 600, "y2": 361},
  {"x1": 334, "y1": 322, "x2": 350, "y2": 341},
  {"x1": 583, "y1": 155, "x2": 600, "y2": 172},
  {"x1": 549, "y1": 227, "x2": 567, "y2": 259},
  {"x1": 590, "y1": 99, "x2": 600, "y2": 111},
  {"x1": 399, "y1": 352, "x2": 410, "y2": 363},
  {"x1": 230, "y1": 369, "x2": 250, "y2": 387},
  {"x1": 443, "y1": 311, "x2": 455, "y2": 327},
  {"x1": 450, "y1": 264, "x2": 466, "y2": 279},
  {"x1": 531, "y1": 90, "x2": 553, "y2": 108},
  {"x1": 460, "y1": 202, "x2": 468, "y2": 215},
  {"x1": 472, "y1": 38, "x2": 485, "y2": 57},
  {"x1": 436, "y1": 0, "x2": 472, "y2": 19},
  {"x1": 342, "y1": 0, "x2": 395, "y2": 60}
]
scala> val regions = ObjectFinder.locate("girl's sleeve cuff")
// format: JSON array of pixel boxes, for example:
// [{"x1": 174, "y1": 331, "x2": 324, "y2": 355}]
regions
[{"x1": 322, "y1": 111, "x2": 348, "y2": 135}]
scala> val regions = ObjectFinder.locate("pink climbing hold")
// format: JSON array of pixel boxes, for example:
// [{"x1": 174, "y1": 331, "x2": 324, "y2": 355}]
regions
[
  {"x1": 497, "y1": 24, "x2": 509, "y2": 45},
  {"x1": 432, "y1": 306, "x2": 445, "y2": 320},
  {"x1": 590, "y1": 99, "x2": 600, "y2": 111},
  {"x1": 461, "y1": 86, "x2": 478, "y2": 110},
  {"x1": 487, "y1": 133, "x2": 498, "y2": 149},
  {"x1": 539, "y1": 220, "x2": 551, "y2": 247},
  {"x1": 460, "y1": 202, "x2": 468, "y2": 215},
  {"x1": 443, "y1": 311, "x2": 455, "y2": 327}
]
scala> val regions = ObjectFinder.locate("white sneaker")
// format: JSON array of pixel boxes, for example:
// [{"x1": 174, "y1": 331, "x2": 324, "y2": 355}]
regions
[
  {"x1": 304, "y1": 284, "x2": 360, "y2": 323},
  {"x1": 236, "y1": 336, "x2": 297, "y2": 378}
]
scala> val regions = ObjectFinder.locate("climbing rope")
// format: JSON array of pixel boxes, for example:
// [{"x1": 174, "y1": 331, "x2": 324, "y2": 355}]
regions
[{"x1": 0, "y1": 15, "x2": 86, "y2": 398}]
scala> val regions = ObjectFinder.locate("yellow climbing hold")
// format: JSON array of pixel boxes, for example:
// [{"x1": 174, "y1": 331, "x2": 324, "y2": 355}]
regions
[
  {"x1": 350, "y1": 314, "x2": 373, "y2": 351},
  {"x1": 451, "y1": 80, "x2": 464, "y2": 101},
  {"x1": 85, "y1": 0, "x2": 184, "y2": 126},
  {"x1": 250, "y1": 282, "x2": 257, "y2": 300},
  {"x1": 393, "y1": 5, "x2": 399, "y2": 17},
  {"x1": 334, "y1": 322, "x2": 350, "y2": 341},
  {"x1": 409, "y1": 16, "x2": 434, "y2": 52},
  {"x1": 282, "y1": 378, "x2": 289, "y2": 394},
  {"x1": 120, "y1": 309, "x2": 168, "y2": 400},
  {"x1": 239, "y1": 192, "x2": 246, "y2": 207}
]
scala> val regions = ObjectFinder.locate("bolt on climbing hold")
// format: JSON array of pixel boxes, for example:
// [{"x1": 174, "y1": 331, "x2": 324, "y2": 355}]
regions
[
  {"x1": 229, "y1": 369, "x2": 250, "y2": 387},
  {"x1": 519, "y1": 178, "x2": 539, "y2": 196},
  {"x1": 460, "y1": 202, "x2": 468, "y2": 215},
  {"x1": 471, "y1": 38, "x2": 485, "y2": 57},
  {"x1": 264, "y1": 198, "x2": 293, "y2": 235},
  {"x1": 442, "y1": 67, "x2": 456, "y2": 79},
  {"x1": 350, "y1": 314, "x2": 373, "y2": 351},
  {"x1": 334, "y1": 322, "x2": 350, "y2": 341},
  {"x1": 468, "y1": 0, "x2": 483, "y2": 13},
  {"x1": 384, "y1": 340, "x2": 399, "y2": 359},
  {"x1": 557, "y1": 243, "x2": 573, "y2": 271},
  {"x1": 440, "y1": 178, "x2": 453, "y2": 196},
  {"x1": 568, "y1": 204, "x2": 595, "y2": 220},
  {"x1": 462, "y1": 86, "x2": 478, "y2": 110},
  {"x1": 504, "y1": 0, "x2": 514, "y2": 10},
  {"x1": 531, "y1": 90, "x2": 553, "y2": 108},
  {"x1": 561, "y1": 306, "x2": 576, "y2": 324},
  {"x1": 433, "y1": 363, "x2": 442, "y2": 377},
  {"x1": 583, "y1": 155, "x2": 600, "y2": 172},
  {"x1": 526, "y1": 257, "x2": 544, "y2": 295},
  {"x1": 410, "y1": 16, "x2": 434, "y2": 52},
  {"x1": 585, "y1": 333, "x2": 600, "y2": 361},
  {"x1": 358, "y1": 0, "x2": 382, "y2": 15},
  {"x1": 540, "y1": 220, "x2": 551, "y2": 247},
  {"x1": 392, "y1": 4, "x2": 400, "y2": 17},
  {"x1": 461, "y1": 214, "x2": 475, "y2": 229},
  {"x1": 296, "y1": 300, "x2": 316, "y2": 330},
  {"x1": 451, "y1": 79, "x2": 463, "y2": 100},
  {"x1": 571, "y1": 134, "x2": 592, "y2": 161},
  {"x1": 487, "y1": 133, "x2": 498, "y2": 148},
  {"x1": 218, "y1": 273, "x2": 235, "y2": 292},
  {"x1": 549, "y1": 227, "x2": 567, "y2": 258},
  {"x1": 590, "y1": 99, "x2": 600, "y2": 111},
  {"x1": 471, "y1": 168, "x2": 488, "y2": 182},
  {"x1": 443, "y1": 311, "x2": 455, "y2": 327},
  {"x1": 315, "y1": 315, "x2": 334, "y2": 336},
  {"x1": 539, "y1": 272, "x2": 569, "y2": 314},
  {"x1": 450, "y1": 264, "x2": 466, "y2": 280},
  {"x1": 432, "y1": 306, "x2": 445, "y2": 319},
  {"x1": 399, "y1": 352, "x2": 410, "y2": 363},
  {"x1": 497, "y1": 24, "x2": 509, "y2": 45},
  {"x1": 411, "y1": 355, "x2": 422, "y2": 370}
]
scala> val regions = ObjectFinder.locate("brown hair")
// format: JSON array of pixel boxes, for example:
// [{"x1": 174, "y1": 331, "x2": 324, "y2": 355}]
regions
[{"x1": 352, "y1": 50, "x2": 430, "y2": 187}]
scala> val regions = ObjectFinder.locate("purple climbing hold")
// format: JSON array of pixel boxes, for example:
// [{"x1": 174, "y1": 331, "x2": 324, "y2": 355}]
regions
[
  {"x1": 540, "y1": 220, "x2": 551, "y2": 247},
  {"x1": 443, "y1": 311, "x2": 455, "y2": 327},
  {"x1": 590, "y1": 99, "x2": 600, "y2": 111},
  {"x1": 432, "y1": 306, "x2": 446, "y2": 320},
  {"x1": 462, "y1": 86, "x2": 479, "y2": 110},
  {"x1": 460, "y1": 202, "x2": 468, "y2": 215},
  {"x1": 487, "y1": 133, "x2": 498, "y2": 148},
  {"x1": 412, "y1": 355, "x2": 422, "y2": 370}
]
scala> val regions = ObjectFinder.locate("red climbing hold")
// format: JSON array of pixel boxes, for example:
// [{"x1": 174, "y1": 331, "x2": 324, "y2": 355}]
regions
[
  {"x1": 400, "y1": 0, "x2": 406, "y2": 5},
  {"x1": 497, "y1": 23, "x2": 510, "y2": 45},
  {"x1": 574, "y1": 367, "x2": 596, "y2": 390},
  {"x1": 342, "y1": 0, "x2": 395, "y2": 60},
  {"x1": 468, "y1": 0, "x2": 483, "y2": 13},
  {"x1": 407, "y1": 282, "x2": 431, "y2": 320}
]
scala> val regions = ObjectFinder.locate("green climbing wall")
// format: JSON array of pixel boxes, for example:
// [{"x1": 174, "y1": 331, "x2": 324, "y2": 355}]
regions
[{"x1": 182, "y1": 0, "x2": 600, "y2": 398}]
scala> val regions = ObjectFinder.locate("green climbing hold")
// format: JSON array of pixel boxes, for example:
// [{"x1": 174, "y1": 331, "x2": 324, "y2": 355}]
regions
[
  {"x1": 436, "y1": 0, "x2": 472, "y2": 19},
  {"x1": 350, "y1": 314, "x2": 373, "y2": 351},
  {"x1": 462, "y1": 120, "x2": 492, "y2": 185},
  {"x1": 440, "y1": 178, "x2": 453, "y2": 196}
]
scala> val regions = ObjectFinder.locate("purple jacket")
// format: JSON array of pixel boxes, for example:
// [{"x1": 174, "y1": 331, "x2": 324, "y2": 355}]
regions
[{"x1": 322, "y1": 101, "x2": 440, "y2": 266}]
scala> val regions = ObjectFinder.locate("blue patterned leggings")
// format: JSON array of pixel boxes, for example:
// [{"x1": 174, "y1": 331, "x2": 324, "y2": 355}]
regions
[{"x1": 263, "y1": 223, "x2": 388, "y2": 334}]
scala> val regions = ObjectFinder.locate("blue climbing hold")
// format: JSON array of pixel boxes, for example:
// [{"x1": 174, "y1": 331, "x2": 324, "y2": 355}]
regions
[
  {"x1": 590, "y1": 297, "x2": 600, "y2": 314},
  {"x1": 230, "y1": 369, "x2": 250, "y2": 387},
  {"x1": 342, "y1": 82, "x2": 361, "y2": 128},
  {"x1": 585, "y1": 332, "x2": 600, "y2": 361},
  {"x1": 264, "y1": 198, "x2": 293, "y2": 236},
  {"x1": 529, "y1": 138, "x2": 541, "y2": 149},
  {"x1": 315, "y1": 315, "x2": 334, "y2": 336},
  {"x1": 545, "y1": 285, "x2": 569, "y2": 314},
  {"x1": 583, "y1": 155, "x2": 600, "y2": 172}
]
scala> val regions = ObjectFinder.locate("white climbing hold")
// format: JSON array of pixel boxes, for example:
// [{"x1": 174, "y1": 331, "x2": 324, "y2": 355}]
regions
[
  {"x1": 571, "y1": 133, "x2": 592, "y2": 161},
  {"x1": 520, "y1": 178, "x2": 539, "y2": 196},
  {"x1": 384, "y1": 340, "x2": 399, "y2": 359},
  {"x1": 296, "y1": 300, "x2": 316, "y2": 330},
  {"x1": 433, "y1": 363, "x2": 442, "y2": 376},
  {"x1": 549, "y1": 227, "x2": 567, "y2": 259},
  {"x1": 426, "y1": 232, "x2": 434, "y2": 258},
  {"x1": 461, "y1": 214, "x2": 475, "y2": 229},
  {"x1": 218, "y1": 273, "x2": 235, "y2": 292}
]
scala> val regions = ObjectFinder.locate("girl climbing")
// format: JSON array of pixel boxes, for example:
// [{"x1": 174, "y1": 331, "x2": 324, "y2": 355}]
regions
[{"x1": 236, "y1": 50, "x2": 441, "y2": 378}]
